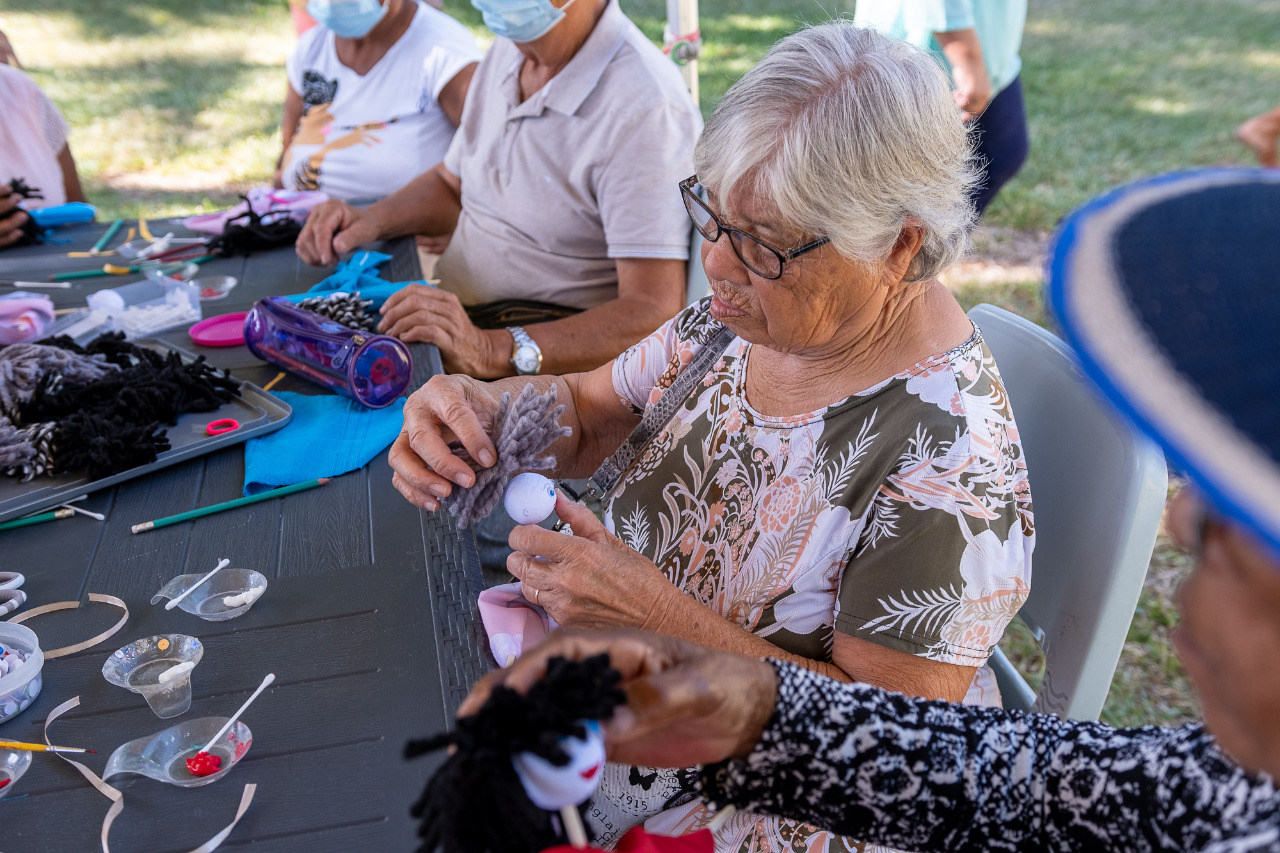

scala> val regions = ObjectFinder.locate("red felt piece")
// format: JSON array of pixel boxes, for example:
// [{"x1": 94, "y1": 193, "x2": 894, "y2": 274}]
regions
[{"x1": 542, "y1": 828, "x2": 714, "y2": 853}]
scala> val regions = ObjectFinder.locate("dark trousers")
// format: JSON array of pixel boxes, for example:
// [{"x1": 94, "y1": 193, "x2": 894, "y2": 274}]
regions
[{"x1": 971, "y1": 75, "x2": 1030, "y2": 217}]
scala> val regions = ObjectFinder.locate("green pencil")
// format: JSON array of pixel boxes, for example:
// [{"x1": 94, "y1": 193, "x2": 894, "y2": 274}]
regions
[
  {"x1": 0, "y1": 507, "x2": 75, "y2": 532},
  {"x1": 131, "y1": 478, "x2": 332, "y2": 534},
  {"x1": 91, "y1": 218, "x2": 125, "y2": 254}
]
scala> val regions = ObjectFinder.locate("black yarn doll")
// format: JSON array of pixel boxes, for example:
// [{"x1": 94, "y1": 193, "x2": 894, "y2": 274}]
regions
[{"x1": 406, "y1": 654, "x2": 624, "y2": 853}]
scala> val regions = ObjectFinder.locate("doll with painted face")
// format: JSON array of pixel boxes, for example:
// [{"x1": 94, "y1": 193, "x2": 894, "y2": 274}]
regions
[{"x1": 406, "y1": 654, "x2": 622, "y2": 853}]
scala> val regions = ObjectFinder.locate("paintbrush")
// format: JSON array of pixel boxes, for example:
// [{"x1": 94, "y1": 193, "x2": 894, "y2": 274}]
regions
[{"x1": 0, "y1": 741, "x2": 95, "y2": 755}]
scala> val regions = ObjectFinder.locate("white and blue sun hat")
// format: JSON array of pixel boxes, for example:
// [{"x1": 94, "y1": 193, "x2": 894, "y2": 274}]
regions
[{"x1": 1047, "y1": 168, "x2": 1280, "y2": 554}]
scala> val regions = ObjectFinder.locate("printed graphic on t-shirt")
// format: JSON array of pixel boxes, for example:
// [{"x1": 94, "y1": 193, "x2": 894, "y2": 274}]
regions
[{"x1": 287, "y1": 92, "x2": 391, "y2": 191}]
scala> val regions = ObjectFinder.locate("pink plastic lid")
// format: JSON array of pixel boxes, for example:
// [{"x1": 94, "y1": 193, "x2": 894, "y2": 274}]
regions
[{"x1": 189, "y1": 312, "x2": 248, "y2": 347}]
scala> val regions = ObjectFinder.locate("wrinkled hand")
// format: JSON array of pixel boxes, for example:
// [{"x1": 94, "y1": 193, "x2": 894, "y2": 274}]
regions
[
  {"x1": 0, "y1": 186, "x2": 30, "y2": 249},
  {"x1": 951, "y1": 56, "x2": 993, "y2": 121},
  {"x1": 378, "y1": 283, "x2": 504, "y2": 377},
  {"x1": 508, "y1": 493, "x2": 685, "y2": 631},
  {"x1": 388, "y1": 374, "x2": 500, "y2": 510},
  {"x1": 1168, "y1": 489, "x2": 1280, "y2": 777},
  {"x1": 295, "y1": 199, "x2": 381, "y2": 266},
  {"x1": 458, "y1": 628, "x2": 778, "y2": 768}
]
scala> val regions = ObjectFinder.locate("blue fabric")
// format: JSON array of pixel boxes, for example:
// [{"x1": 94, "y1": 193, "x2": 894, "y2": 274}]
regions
[
  {"x1": 242, "y1": 390, "x2": 405, "y2": 495},
  {"x1": 282, "y1": 250, "x2": 423, "y2": 310}
]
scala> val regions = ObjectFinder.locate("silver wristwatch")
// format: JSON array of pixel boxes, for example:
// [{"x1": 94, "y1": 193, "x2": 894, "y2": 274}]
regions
[{"x1": 507, "y1": 326, "x2": 543, "y2": 375}]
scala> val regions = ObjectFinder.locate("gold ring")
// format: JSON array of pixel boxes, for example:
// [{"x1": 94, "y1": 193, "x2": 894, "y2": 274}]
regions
[{"x1": 533, "y1": 588, "x2": 540, "y2": 605}]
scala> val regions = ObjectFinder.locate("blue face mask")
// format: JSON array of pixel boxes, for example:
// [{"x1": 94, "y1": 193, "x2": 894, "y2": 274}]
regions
[
  {"x1": 307, "y1": 0, "x2": 389, "y2": 39},
  {"x1": 470, "y1": 0, "x2": 573, "y2": 43}
]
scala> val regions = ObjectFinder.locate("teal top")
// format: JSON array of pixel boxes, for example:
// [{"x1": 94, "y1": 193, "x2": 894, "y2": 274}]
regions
[{"x1": 853, "y1": 0, "x2": 1026, "y2": 96}]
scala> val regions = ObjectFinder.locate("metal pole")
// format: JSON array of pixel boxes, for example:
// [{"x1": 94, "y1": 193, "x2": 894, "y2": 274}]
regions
[{"x1": 665, "y1": 0, "x2": 700, "y2": 105}]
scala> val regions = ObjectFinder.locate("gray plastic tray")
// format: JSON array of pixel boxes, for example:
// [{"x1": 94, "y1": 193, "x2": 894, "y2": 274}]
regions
[{"x1": 0, "y1": 341, "x2": 292, "y2": 523}]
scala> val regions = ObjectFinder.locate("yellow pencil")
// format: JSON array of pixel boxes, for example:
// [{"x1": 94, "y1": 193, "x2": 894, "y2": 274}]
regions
[{"x1": 0, "y1": 740, "x2": 95, "y2": 754}]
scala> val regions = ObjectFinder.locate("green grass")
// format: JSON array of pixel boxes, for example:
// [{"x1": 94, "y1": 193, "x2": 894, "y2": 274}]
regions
[
  {"x1": 5, "y1": 0, "x2": 1277, "y2": 227},
  {"x1": 1, "y1": 0, "x2": 1265, "y2": 726}
]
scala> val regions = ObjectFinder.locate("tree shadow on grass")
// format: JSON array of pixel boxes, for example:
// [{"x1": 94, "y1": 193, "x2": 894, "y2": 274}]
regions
[
  {"x1": 19, "y1": 0, "x2": 282, "y2": 40},
  {"x1": 33, "y1": 56, "x2": 281, "y2": 162}
]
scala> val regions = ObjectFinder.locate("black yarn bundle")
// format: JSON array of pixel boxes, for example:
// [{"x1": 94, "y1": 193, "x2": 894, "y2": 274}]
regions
[
  {"x1": 0, "y1": 334, "x2": 240, "y2": 481},
  {"x1": 6, "y1": 178, "x2": 45, "y2": 248},
  {"x1": 405, "y1": 654, "x2": 625, "y2": 853},
  {"x1": 206, "y1": 195, "x2": 305, "y2": 257}
]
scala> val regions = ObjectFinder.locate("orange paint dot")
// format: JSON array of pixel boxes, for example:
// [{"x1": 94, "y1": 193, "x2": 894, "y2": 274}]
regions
[{"x1": 158, "y1": 639, "x2": 170, "y2": 651}]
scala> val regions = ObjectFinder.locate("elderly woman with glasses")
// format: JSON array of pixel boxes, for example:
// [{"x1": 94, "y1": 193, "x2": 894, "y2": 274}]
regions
[{"x1": 389, "y1": 21, "x2": 1033, "y2": 851}]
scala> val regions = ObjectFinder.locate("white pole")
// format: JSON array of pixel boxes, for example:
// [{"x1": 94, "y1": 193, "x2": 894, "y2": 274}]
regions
[{"x1": 665, "y1": 0, "x2": 700, "y2": 105}]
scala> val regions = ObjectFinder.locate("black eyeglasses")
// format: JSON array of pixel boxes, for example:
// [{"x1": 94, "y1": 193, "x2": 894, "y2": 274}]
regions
[{"x1": 680, "y1": 175, "x2": 830, "y2": 280}]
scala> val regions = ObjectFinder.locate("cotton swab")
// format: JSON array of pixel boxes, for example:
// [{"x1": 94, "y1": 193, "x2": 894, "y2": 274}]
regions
[
  {"x1": 58, "y1": 495, "x2": 105, "y2": 521},
  {"x1": 221, "y1": 587, "x2": 264, "y2": 609},
  {"x1": 186, "y1": 673, "x2": 275, "y2": 777},
  {"x1": 157, "y1": 660, "x2": 196, "y2": 684},
  {"x1": 164, "y1": 558, "x2": 230, "y2": 611}
]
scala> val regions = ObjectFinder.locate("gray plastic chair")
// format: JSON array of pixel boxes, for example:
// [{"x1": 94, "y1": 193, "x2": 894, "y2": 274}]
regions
[{"x1": 969, "y1": 303, "x2": 1168, "y2": 721}]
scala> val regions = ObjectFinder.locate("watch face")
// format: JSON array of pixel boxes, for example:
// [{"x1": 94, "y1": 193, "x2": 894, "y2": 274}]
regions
[{"x1": 514, "y1": 346, "x2": 540, "y2": 374}]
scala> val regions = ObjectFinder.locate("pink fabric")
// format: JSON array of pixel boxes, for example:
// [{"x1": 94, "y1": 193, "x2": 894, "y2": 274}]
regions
[
  {"x1": 0, "y1": 64, "x2": 69, "y2": 207},
  {"x1": 182, "y1": 188, "x2": 329, "y2": 235},
  {"x1": 476, "y1": 582, "x2": 556, "y2": 666},
  {"x1": 0, "y1": 293, "x2": 55, "y2": 344}
]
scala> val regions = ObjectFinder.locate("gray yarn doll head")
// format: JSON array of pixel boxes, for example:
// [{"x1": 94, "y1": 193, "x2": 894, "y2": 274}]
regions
[{"x1": 441, "y1": 383, "x2": 572, "y2": 529}]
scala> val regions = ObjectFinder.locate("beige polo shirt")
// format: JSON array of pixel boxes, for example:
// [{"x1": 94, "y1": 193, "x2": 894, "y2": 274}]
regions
[{"x1": 436, "y1": 0, "x2": 702, "y2": 311}]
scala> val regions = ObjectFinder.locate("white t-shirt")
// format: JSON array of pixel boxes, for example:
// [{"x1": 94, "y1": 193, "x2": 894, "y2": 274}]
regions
[
  {"x1": 0, "y1": 64, "x2": 69, "y2": 207},
  {"x1": 282, "y1": 0, "x2": 481, "y2": 200}
]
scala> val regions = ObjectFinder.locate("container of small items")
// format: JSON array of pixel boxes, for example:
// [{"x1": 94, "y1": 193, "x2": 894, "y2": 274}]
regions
[
  {"x1": 85, "y1": 271, "x2": 202, "y2": 340},
  {"x1": 0, "y1": 623, "x2": 44, "y2": 723}
]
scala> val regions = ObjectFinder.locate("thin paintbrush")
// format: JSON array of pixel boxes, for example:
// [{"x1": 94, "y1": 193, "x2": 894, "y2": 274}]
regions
[{"x1": 0, "y1": 741, "x2": 95, "y2": 755}]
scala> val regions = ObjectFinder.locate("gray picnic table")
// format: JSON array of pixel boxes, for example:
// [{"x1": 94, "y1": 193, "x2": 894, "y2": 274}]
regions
[{"x1": 0, "y1": 221, "x2": 491, "y2": 852}]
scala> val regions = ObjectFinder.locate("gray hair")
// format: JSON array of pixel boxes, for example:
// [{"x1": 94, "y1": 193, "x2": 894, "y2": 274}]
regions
[{"x1": 694, "y1": 21, "x2": 977, "y2": 281}]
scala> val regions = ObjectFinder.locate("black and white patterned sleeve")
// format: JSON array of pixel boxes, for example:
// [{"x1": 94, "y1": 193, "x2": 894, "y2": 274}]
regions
[{"x1": 699, "y1": 661, "x2": 1280, "y2": 853}]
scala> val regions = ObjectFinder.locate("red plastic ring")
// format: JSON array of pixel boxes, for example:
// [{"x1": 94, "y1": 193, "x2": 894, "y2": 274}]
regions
[{"x1": 206, "y1": 418, "x2": 240, "y2": 436}]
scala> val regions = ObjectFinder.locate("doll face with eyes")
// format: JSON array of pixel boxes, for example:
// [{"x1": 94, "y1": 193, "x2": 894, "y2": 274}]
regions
[{"x1": 512, "y1": 721, "x2": 605, "y2": 811}]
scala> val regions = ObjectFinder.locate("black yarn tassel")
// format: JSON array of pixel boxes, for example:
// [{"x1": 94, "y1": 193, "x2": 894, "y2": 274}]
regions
[
  {"x1": 206, "y1": 195, "x2": 304, "y2": 257},
  {"x1": 6, "y1": 333, "x2": 240, "y2": 481}
]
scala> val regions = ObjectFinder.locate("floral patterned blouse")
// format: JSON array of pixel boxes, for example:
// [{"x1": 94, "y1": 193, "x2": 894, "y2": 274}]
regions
[
  {"x1": 700, "y1": 661, "x2": 1280, "y2": 853},
  {"x1": 586, "y1": 300, "x2": 1035, "y2": 851}
]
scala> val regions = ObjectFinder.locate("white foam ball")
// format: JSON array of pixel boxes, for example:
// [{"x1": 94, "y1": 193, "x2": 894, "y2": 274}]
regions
[{"x1": 504, "y1": 473, "x2": 557, "y2": 525}]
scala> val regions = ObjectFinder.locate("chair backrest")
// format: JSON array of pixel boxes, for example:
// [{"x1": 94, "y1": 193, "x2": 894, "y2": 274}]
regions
[
  {"x1": 969, "y1": 304, "x2": 1167, "y2": 721},
  {"x1": 686, "y1": 229, "x2": 710, "y2": 306}
]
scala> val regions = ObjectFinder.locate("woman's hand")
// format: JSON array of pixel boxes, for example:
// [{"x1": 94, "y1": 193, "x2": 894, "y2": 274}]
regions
[
  {"x1": 377, "y1": 283, "x2": 508, "y2": 377},
  {"x1": 936, "y1": 28, "x2": 993, "y2": 121},
  {"x1": 458, "y1": 628, "x2": 778, "y2": 768},
  {"x1": 295, "y1": 199, "x2": 382, "y2": 266},
  {"x1": 388, "y1": 374, "x2": 500, "y2": 510},
  {"x1": 0, "y1": 186, "x2": 29, "y2": 249},
  {"x1": 508, "y1": 493, "x2": 686, "y2": 630}
]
